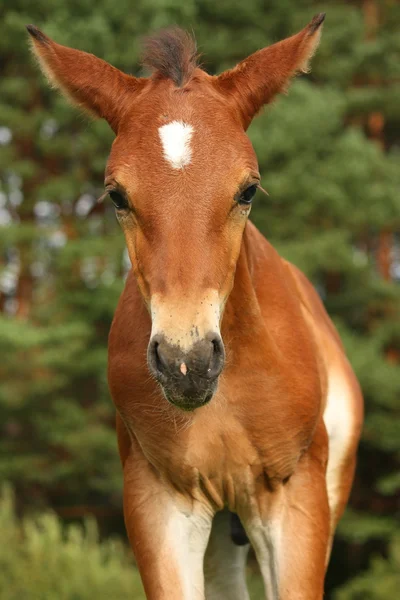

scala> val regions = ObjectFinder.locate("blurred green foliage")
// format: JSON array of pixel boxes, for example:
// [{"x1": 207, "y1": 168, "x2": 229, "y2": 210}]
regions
[
  {"x1": 0, "y1": 485, "x2": 145, "y2": 600},
  {"x1": 0, "y1": 0, "x2": 399, "y2": 598},
  {"x1": 334, "y1": 537, "x2": 400, "y2": 600}
]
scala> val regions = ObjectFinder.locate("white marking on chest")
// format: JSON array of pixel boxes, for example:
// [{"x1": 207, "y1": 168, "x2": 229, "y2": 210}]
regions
[{"x1": 159, "y1": 120, "x2": 193, "y2": 169}]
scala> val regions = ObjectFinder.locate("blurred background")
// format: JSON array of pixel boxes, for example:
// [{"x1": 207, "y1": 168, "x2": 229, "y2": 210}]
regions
[{"x1": 0, "y1": 0, "x2": 399, "y2": 598}]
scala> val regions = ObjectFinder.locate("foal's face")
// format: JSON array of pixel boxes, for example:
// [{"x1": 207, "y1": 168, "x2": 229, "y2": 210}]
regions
[
  {"x1": 27, "y1": 14, "x2": 324, "y2": 409},
  {"x1": 105, "y1": 77, "x2": 260, "y2": 408}
]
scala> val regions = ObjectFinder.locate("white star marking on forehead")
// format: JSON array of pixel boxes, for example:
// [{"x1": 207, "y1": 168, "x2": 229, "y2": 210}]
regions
[{"x1": 158, "y1": 120, "x2": 193, "y2": 169}]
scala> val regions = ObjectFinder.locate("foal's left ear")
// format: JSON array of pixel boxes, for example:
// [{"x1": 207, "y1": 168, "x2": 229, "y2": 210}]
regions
[{"x1": 215, "y1": 14, "x2": 325, "y2": 129}]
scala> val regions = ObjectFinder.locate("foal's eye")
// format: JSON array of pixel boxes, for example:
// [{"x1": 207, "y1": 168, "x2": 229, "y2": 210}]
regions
[
  {"x1": 238, "y1": 184, "x2": 257, "y2": 205},
  {"x1": 109, "y1": 190, "x2": 129, "y2": 210}
]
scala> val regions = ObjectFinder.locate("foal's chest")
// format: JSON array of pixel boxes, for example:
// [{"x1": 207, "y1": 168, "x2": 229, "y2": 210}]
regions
[{"x1": 137, "y1": 390, "x2": 319, "y2": 513}]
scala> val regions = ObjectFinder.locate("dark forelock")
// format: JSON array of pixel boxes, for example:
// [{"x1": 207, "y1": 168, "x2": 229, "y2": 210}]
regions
[{"x1": 141, "y1": 27, "x2": 198, "y2": 87}]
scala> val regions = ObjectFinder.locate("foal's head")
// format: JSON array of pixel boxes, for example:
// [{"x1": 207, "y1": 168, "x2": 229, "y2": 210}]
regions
[{"x1": 28, "y1": 15, "x2": 324, "y2": 410}]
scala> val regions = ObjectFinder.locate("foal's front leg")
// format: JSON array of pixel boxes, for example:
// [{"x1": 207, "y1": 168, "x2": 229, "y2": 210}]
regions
[
  {"x1": 245, "y1": 434, "x2": 330, "y2": 599},
  {"x1": 123, "y1": 445, "x2": 212, "y2": 600}
]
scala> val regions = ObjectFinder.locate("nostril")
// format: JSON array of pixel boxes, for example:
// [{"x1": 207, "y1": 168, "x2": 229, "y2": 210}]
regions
[
  {"x1": 153, "y1": 342, "x2": 163, "y2": 374},
  {"x1": 148, "y1": 337, "x2": 167, "y2": 380},
  {"x1": 212, "y1": 337, "x2": 222, "y2": 353},
  {"x1": 208, "y1": 336, "x2": 225, "y2": 379}
]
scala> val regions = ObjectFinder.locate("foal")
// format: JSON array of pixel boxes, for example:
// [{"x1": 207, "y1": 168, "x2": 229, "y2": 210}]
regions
[{"x1": 28, "y1": 14, "x2": 363, "y2": 599}]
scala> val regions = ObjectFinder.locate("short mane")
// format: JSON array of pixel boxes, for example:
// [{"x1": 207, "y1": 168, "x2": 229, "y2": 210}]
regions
[{"x1": 141, "y1": 27, "x2": 198, "y2": 87}]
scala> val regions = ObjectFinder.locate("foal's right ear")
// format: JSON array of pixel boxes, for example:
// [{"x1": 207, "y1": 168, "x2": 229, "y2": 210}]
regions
[{"x1": 26, "y1": 25, "x2": 146, "y2": 133}]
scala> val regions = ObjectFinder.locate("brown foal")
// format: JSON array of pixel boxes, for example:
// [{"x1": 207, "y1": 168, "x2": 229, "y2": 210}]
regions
[{"x1": 28, "y1": 14, "x2": 363, "y2": 599}]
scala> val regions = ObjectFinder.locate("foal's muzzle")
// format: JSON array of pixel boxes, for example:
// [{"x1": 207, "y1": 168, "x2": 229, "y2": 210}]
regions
[{"x1": 147, "y1": 333, "x2": 225, "y2": 410}]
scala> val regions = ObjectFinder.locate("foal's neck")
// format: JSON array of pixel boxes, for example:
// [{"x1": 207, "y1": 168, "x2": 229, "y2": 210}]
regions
[
  {"x1": 222, "y1": 220, "x2": 290, "y2": 356},
  {"x1": 223, "y1": 221, "x2": 268, "y2": 330}
]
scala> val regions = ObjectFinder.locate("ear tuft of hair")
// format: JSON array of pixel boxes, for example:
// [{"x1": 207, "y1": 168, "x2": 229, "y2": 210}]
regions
[
  {"x1": 26, "y1": 25, "x2": 50, "y2": 45},
  {"x1": 308, "y1": 13, "x2": 326, "y2": 34}
]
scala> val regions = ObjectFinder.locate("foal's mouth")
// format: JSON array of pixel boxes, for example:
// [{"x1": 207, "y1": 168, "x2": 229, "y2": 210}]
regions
[{"x1": 161, "y1": 380, "x2": 217, "y2": 411}]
